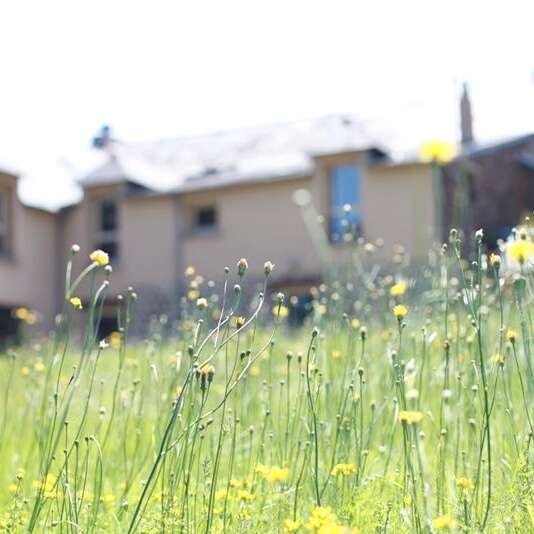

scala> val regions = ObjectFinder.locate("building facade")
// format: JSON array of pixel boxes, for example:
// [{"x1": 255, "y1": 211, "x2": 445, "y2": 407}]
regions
[{"x1": 0, "y1": 115, "x2": 439, "y2": 340}]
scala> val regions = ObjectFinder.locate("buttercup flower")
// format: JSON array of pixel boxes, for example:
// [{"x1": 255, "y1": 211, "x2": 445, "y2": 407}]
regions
[
  {"x1": 399, "y1": 411, "x2": 424, "y2": 425},
  {"x1": 330, "y1": 463, "x2": 357, "y2": 477},
  {"x1": 393, "y1": 304, "x2": 408, "y2": 319},
  {"x1": 507, "y1": 239, "x2": 534, "y2": 265},
  {"x1": 419, "y1": 141, "x2": 456, "y2": 164},
  {"x1": 433, "y1": 514, "x2": 457, "y2": 530},
  {"x1": 90, "y1": 249, "x2": 109, "y2": 267},
  {"x1": 390, "y1": 280, "x2": 407, "y2": 297},
  {"x1": 507, "y1": 329, "x2": 517, "y2": 343},
  {"x1": 69, "y1": 297, "x2": 83, "y2": 310}
]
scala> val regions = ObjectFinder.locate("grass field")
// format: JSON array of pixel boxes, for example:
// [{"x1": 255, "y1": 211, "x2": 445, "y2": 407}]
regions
[{"x1": 2, "y1": 228, "x2": 534, "y2": 532}]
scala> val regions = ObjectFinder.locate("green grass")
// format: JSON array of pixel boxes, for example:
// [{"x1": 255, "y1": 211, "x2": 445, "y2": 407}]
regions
[{"x1": 2, "y1": 230, "x2": 534, "y2": 532}]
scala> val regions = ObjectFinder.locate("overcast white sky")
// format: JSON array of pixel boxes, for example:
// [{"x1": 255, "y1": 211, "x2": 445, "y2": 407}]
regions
[{"x1": 0, "y1": 0, "x2": 533, "y2": 208}]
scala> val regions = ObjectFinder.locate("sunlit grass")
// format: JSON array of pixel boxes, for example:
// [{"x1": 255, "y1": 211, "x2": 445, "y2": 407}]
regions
[{"x1": 2, "y1": 224, "x2": 534, "y2": 532}]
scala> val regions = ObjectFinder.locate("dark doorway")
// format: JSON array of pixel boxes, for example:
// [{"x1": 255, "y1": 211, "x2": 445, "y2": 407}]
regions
[{"x1": 0, "y1": 306, "x2": 19, "y2": 348}]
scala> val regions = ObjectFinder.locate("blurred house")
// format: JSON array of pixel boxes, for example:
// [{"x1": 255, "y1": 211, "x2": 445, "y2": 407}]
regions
[
  {"x1": 1, "y1": 115, "x2": 439, "y2": 339},
  {"x1": 443, "y1": 85, "x2": 534, "y2": 246}
]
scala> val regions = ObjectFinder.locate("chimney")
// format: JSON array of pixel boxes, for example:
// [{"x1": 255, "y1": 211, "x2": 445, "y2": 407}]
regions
[
  {"x1": 92, "y1": 124, "x2": 112, "y2": 149},
  {"x1": 460, "y1": 83, "x2": 474, "y2": 146}
]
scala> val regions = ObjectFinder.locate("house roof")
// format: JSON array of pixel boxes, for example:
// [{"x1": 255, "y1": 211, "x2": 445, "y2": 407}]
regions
[{"x1": 79, "y1": 114, "x2": 388, "y2": 194}]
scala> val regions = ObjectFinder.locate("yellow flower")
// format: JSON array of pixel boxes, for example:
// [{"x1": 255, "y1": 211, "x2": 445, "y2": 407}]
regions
[
  {"x1": 90, "y1": 249, "x2": 109, "y2": 267},
  {"x1": 109, "y1": 331, "x2": 121, "y2": 350},
  {"x1": 419, "y1": 141, "x2": 456, "y2": 164},
  {"x1": 507, "y1": 329, "x2": 518, "y2": 343},
  {"x1": 184, "y1": 265, "x2": 195, "y2": 276},
  {"x1": 255, "y1": 464, "x2": 289, "y2": 483},
  {"x1": 273, "y1": 305, "x2": 289, "y2": 318},
  {"x1": 456, "y1": 477, "x2": 473, "y2": 495},
  {"x1": 330, "y1": 463, "x2": 357, "y2": 477},
  {"x1": 8, "y1": 483, "x2": 18, "y2": 494},
  {"x1": 507, "y1": 239, "x2": 534, "y2": 265},
  {"x1": 305, "y1": 506, "x2": 338, "y2": 531},
  {"x1": 21, "y1": 366, "x2": 31, "y2": 376},
  {"x1": 351, "y1": 318, "x2": 360, "y2": 329},
  {"x1": 489, "y1": 253, "x2": 501, "y2": 268},
  {"x1": 284, "y1": 518, "x2": 303, "y2": 532},
  {"x1": 187, "y1": 289, "x2": 200, "y2": 301},
  {"x1": 433, "y1": 514, "x2": 457, "y2": 530},
  {"x1": 69, "y1": 297, "x2": 83, "y2": 310},
  {"x1": 14, "y1": 307, "x2": 29, "y2": 321},
  {"x1": 399, "y1": 410, "x2": 424, "y2": 425},
  {"x1": 331, "y1": 350, "x2": 342, "y2": 360},
  {"x1": 393, "y1": 304, "x2": 408, "y2": 319},
  {"x1": 390, "y1": 280, "x2": 407, "y2": 297},
  {"x1": 237, "y1": 490, "x2": 255, "y2": 502},
  {"x1": 490, "y1": 353, "x2": 504, "y2": 365},
  {"x1": 33, "y1": 361, "x2": 45, "y2": 373}
]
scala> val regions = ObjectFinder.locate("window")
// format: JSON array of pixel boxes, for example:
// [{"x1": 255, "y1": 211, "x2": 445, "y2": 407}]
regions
[
  {"x1": 0, "y1": 190, "x2": 8, "y2": 256},
  {"x1": 94, "y1": 199, "x2": 119, "y2": 259},
  {"x1": 193, "y1": 206, "x2": 218, "y2": 234},
  {"x1": 330, "y1": 165, "x2": 362, "y2": 242}
]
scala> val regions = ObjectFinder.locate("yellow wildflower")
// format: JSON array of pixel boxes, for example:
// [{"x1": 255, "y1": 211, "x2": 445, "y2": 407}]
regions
[
  {"x1": 507, "y1": 239, "x2": 534, "y2": 265},
  {"x1": 273, "y1": 305, "x2": 289, "y2": 318},
  {"x1": 330, "y1": 463, "x2": 357, "y2": 477},
  {"x1": 33, "y1": 361, "x2": 45, "y2": 373},
  {"x1": 419, "y1": 141, "x2": 456, "y2": 164},
  {"x1": 507, "y1": 329, "x2": 518, "y2": 343},
  {"x1": 331, "y1": 350, "x2": 342, "y2": 360},
  {"x1": 184, "y1": 265, "x2": 195, "y2": 276},
  {"x1": 433, "y1": 514, "x2": 457, "y2": 530},
  {"x1": 14, "y1": 307, "x2": 29, "y2": 321},
  {"x1": 255, "y1": 464, "x2": 289, "y2": 483},
  {"x1": 109, "y1": 331, "x2": 121, "y2": 350},
  {"x1": 456, "y1": 477, "x2": 473, "y2": 495},
  {"x1": 489, "y1": 253, "x2": 501, "y2": 268},
  {"x1": 393, "y1": 304, "x2": 408, "y2": 319},
  {"x1": 351, "y1": 318, "x2": 360, "y2": 329},
  {"x1": 305, "y1": 506, "x2": 338, "y2": 531},
  {"x1": 90, "y1": 249, "x2": 109, "y2": 267},
  {"x1": 390, "y1": 280, "x2": 407, "y2": 297},
  {"x1": 237, "y1": 490, "x2": 255, "y2": 502},
  {"x1": 187, "y1": 289, "x2": 200, "y2": 301},
  {"x1": 490, "y1": 353, "x2": 504, "y2": 365},
  {"x1": 69, "y1": 297, "x2": 83, "y2": 310},
  {"x1": 399, "y1": 411, "x2": 424, "y2": 425},
  {"x1": 8, "y1": 483, "x2": 18, "y2": 494},
  {"x1": 21, "y1": 366, "x2": 30, "y2": 376},
  {"x1": 284, "y1": 518, "x2": 303, "y2": 532}
]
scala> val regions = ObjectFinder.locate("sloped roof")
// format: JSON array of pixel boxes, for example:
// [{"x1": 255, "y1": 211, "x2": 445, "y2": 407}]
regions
[{"x1": 79, "y1": 114, "x2": 388, "y2": 193}]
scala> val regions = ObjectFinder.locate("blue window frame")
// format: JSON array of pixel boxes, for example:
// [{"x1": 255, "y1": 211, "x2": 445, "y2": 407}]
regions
[{"x1": 330, "y1": 165, "x2": 361, "y2": 242}]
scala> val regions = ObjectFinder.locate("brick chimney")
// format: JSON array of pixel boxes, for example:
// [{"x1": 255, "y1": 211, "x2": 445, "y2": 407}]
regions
[{"x1": 460, "y1": 83, "x2": 474, "y2": 146}]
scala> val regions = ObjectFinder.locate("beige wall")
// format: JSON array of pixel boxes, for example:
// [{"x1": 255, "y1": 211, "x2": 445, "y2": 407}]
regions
[
  {"x1": 61, "y1": 185, "x2": 178, "y2": 301},
  {"x1": 181, "y1": 157, "x2": 436, "y2": 286},
  {"x1": 0, "y1": 152, "x2": 437, "y2": 334},
  {"x1": 0, "y1": 172, "x2": 58, "y2": 332}
]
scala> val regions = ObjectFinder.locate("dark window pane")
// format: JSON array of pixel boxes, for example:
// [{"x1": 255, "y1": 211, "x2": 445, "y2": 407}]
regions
[
  {"x1": 98, "y1": 315, "x2": 118, "y2": 339},
  {"x1": 100, "y1": 200, "x2": 117, "y2": 231},
  {"x1": 195, "y1": 207, "x2": 217, "y2": 230}
]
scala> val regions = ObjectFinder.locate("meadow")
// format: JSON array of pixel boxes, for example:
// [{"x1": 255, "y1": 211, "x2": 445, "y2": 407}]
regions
[{"x1": 2, "y1": 225, "x2": 534, "y2": 533}]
